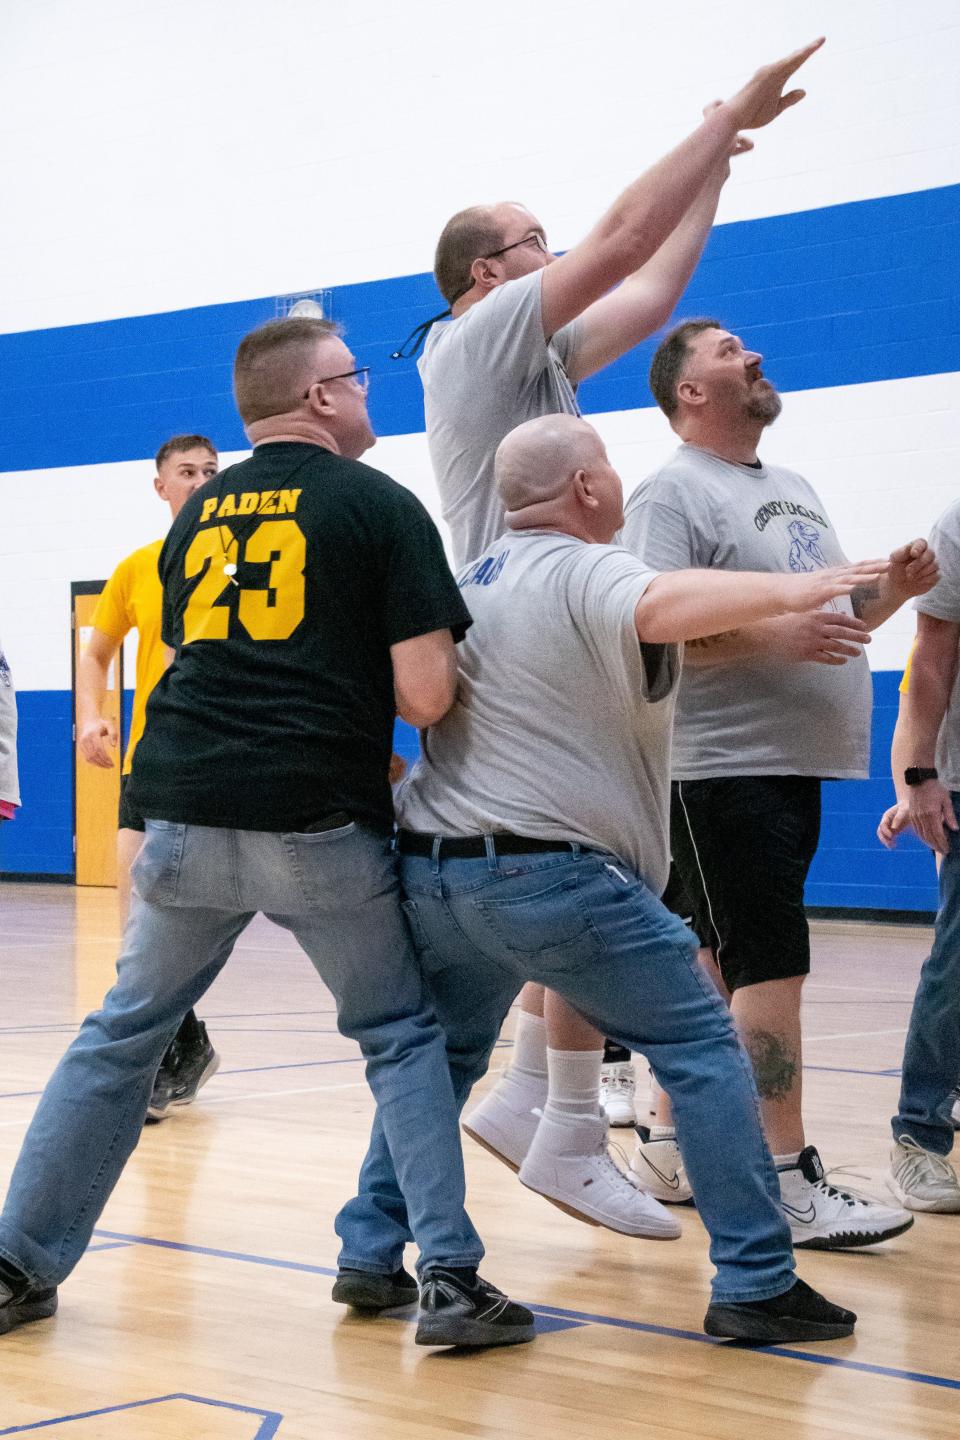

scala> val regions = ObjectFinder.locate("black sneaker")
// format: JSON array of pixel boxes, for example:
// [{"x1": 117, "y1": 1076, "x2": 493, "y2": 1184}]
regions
[
  {"x1": 704, "y1": 1277, "x2": 856, "y2": 1344},
  {"x1": 416, "y1": 1267, "x2": 535, "y2": 1348},
  {"x1": 332, "y1": 1266, "x2": 418, "y2": 1311},
  {"x1": 147, "y1": 1020, "x2": 220, "y2": 1121},
  {"x1": 0, "y1": 1267, "x2": 58, "y2": 1337}
]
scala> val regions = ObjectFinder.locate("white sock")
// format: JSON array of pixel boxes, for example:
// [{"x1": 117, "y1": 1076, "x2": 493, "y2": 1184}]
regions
[
  {"x1": 543, "y1": 1047, "x2": 603, "y2": 1125},
  {"x1": 508, "y1": 1010, "x2": 547, "y2": 1083},
  {"x1": 649, "y1": 1125, "x2": 676, "y2": 1142},
  {"x1": 774, "y1": 1151, "x2": 801, "y2": 1170}
]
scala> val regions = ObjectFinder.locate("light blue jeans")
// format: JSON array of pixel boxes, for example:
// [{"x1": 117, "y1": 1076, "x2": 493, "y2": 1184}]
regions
[
  {"x1": 893, "y1": 792, "x2": 960, "y2": 1155},
  {"x1": 0, "y1": 820, "x2": 483, "y2": 1286},
  {"x1": 337, "y1": 842, "x2": 795, "y2": 1304}
]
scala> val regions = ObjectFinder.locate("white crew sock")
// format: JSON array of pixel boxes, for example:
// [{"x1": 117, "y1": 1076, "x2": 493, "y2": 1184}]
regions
[
  {"x1": 774, "y1": 1151, "x2": 801, "y2": 1169},
  {"x1": 543, "y1": 1047, "x2": 603, "y2": 1126},
  {"x1": 492, "y1": 1010, "x2": 548, "y2": 1106}
]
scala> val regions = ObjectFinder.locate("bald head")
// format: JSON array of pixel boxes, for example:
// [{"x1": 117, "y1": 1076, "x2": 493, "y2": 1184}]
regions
[{"x1": 495, "y1": 415, "x2": 606, "y2": 512}]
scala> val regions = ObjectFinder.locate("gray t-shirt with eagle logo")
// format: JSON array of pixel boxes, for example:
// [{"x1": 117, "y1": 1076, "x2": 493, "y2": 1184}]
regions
[{"x1": 622, "y1": 443, "x2": 872, "y2": 781}]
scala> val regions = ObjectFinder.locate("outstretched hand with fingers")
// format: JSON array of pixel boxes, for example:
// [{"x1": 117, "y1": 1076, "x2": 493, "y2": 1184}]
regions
[
  {"x1": 784, "y1": 557, "x2": 889, "y2": 614},
  {"x1": 725, "y1": 37, "x2": 825, "y2": 131}
]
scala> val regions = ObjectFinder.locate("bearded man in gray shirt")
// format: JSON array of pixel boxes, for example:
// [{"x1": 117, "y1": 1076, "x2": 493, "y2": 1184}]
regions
[
  {"x1": 335, "y1": 411, "x2": 889, "y2": 1344},
  {"x1": 623, "y1": 318, "x2": 937, "y2": 1251},
  {"x1": 410, "y1": 40, "x2": 827, "y2": 1210}
]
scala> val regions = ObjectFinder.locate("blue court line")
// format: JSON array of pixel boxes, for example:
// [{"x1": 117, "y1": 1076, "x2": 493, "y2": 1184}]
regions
[
  {"x1": 0, "y1": 1050, "x2": 879, "y2": 1104},
  {"x1": 85, "y1": 1228, "x2": 960, "y2": 1394},
  {"x1": 0, "y1": 1393, "x2": 283, "y2": 1437}
]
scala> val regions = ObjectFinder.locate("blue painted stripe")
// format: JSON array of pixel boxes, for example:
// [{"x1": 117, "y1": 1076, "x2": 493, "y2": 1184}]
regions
[
  {"x1": 1, "y1": 681, "x2": 940, "y2": 912},
  {"x1": 0, "y1": 1395, "x2": 283, "y2": 1437},
  {"x1": 84, "y1": 1228, "x2": 960, "y2": 1393},
  {"x1": 0, "y1": 184, "x2": 957, "y2": 474}
]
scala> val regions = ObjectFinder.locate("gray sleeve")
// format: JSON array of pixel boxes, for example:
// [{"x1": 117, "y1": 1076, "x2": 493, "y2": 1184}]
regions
[
  {"x1": 622, "y1": 477, "x2": 709, "y2": 572},
  {"x1": 916, "y1": 506, "x2": 960, "y2": 623},
  {"x1": 456, "y1": 270, "x2": 555, "y2": 389},
  {"x1": 567, "y1": 548, "x2": 678, "y2": 702},
  {"x1": 0, "y1": 638, "x2": 20, "y2": 807}
]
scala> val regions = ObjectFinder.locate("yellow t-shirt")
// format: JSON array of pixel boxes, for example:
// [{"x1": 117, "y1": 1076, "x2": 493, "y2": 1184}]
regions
[
  {"x1": 899, "y1": 639, "x2": 917, "y2": 695},
  {"x1": 90, "y1": 539, "x2": 165, "y2": 774}
]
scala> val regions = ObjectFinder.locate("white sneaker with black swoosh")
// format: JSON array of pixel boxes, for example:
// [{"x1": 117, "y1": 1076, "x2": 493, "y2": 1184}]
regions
[
  {"x1": 630, "y1": 1126, "x2": 694, "y2": 1204},
  {"x1": 778, "y1": 1145, "x2": 913, "y2": 1249}
]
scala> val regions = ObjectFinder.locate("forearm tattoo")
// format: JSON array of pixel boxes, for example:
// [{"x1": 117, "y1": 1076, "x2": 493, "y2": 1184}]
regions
[
  {"x1": 849, "y1": 584, "x2": 880, "y2": 619},
  {"x1": 744, "y1": 1028, "x2": 798, "y2": 1102},
  {"x1": 687, "y1": 629, "x2": 741, "y2": 651}
]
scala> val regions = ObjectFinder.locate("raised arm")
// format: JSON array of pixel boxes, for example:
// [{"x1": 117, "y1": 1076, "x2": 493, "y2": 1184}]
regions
[
  {"x1": 391, "y1": 628, "x2": 459, "y2": 729},
  {"x1": 568, "y1": 126, "x2": 749, "y2": 383},
  {"x1": 76, "y1": 628, "x2": 122, "y2": 769},
  {"x1": 540, "y1": 38, "x2": 824, "y2": 344},
  {"x1": 633, "y1": 557, "x2": 887, "y2": 644}
]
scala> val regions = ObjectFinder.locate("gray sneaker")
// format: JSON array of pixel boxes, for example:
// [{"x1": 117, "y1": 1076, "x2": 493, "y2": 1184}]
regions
[{"x1": 888, "y1": 1135, "x2": 960, "y2": 1213}]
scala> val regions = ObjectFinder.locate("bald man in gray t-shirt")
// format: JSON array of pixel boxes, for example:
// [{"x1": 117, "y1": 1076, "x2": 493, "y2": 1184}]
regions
[{"x1": 337, "y1": 412, "x2": 868, "y2": 1344}]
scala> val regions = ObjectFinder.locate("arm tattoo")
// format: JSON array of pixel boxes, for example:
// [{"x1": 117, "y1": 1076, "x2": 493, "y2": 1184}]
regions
[
  {"x1": 849, "y1": 584, "x2": 880, "y2": 619},
  {"x1": 744, "y1": 1029, "x2": 798, "y2": 1103},
  {"x1": 687, "y1": 629, "x2": 741, "y2": 651}
]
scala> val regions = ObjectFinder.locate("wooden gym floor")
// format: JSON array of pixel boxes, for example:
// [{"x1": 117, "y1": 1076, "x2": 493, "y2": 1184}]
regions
[{"x1": 1, "y1": 882, "x2": 957, "y2": 1439}]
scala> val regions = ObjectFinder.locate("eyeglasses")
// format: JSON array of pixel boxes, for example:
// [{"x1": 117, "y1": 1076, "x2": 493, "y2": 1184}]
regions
[
  {"x1": 302, "y1": 367, "x2": 370, "y2": 400},
  {"x1": 484, "y1": 232, "x2": 550, "y2": 261}
]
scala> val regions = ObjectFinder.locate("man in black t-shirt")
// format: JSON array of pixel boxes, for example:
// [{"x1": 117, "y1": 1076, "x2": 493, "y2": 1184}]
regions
[{"x1": 0, "y1": 317, "x2": 533, "y2": 1352}]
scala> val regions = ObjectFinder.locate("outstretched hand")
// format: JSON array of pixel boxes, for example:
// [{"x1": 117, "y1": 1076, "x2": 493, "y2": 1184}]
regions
[
  {"x1": 786, "y1": 557, "x2": 889, "y2": 614},
  {"x1": 725, "y1": 37, "x2": 825, "y2": 131}
]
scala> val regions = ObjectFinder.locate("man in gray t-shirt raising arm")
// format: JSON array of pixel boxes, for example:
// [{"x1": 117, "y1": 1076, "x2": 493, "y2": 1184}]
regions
[
  {"x1": 413, "y1": 38, "x2": 827, "y2": 1194},
  {"x1": 623, "y1": 318, "x2": 936, "y2": 1251},
  {"x1": 335, "y1": 412, "x2": 885, "y2": 1343}
]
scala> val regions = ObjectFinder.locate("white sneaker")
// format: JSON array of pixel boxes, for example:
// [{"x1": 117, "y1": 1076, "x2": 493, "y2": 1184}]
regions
[
  {"x1": 888, "y1": 1135, "x2": 960, "y2": 1213},
  {"x1": 518, "y1": 1113, "x2": 681, "y2": 1238},
  {"x1": 462, "y1": 1077, "x2": 544, "y2": 1172},
  {"x1": 630, "y1": 1126, "x2": 693, "y2": 1204},
  {"x1": 600, "y1": 1062, "x2": 637, "y2": 1127},
  {"x1": 778, "y1": 1145, "x2": 913, "y2": 1249}
]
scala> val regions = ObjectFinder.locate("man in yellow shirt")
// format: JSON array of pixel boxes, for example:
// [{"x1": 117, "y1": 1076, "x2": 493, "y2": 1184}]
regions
[{"x1": 77, "y1": 434, "x2": 220, "y2": 1121}]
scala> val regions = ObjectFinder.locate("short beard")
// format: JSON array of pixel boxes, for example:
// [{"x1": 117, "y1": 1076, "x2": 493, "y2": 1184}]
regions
[{"x1": 745, "y1": 383, "x2": 783, "y2": 426}]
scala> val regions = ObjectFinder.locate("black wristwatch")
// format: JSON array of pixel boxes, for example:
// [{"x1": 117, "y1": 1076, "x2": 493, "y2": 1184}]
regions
[{"x1": 904, "y1": 767, "x2": 939, "y2": 786}]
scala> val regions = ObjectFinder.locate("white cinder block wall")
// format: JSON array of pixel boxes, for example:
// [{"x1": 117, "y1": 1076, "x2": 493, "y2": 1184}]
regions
[{"x1": 1, "y1": 0, "x2": 957, "y2": 903}]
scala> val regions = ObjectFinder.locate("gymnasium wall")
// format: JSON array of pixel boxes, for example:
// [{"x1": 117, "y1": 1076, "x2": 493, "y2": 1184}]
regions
[{"x1": 1, "y1": 1, "x2": 957, "y2": 910}]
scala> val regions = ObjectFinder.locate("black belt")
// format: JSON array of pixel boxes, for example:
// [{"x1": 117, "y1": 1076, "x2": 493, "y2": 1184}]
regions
[{"x1": 396, "y1": 829, "x2": 587, "y2": 860}]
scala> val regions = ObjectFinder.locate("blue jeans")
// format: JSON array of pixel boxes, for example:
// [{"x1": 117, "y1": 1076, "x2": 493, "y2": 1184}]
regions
[
  {"x1": 893, "y1": 792, "x2": 960, "y2": 1156},
  {"x1": 0, "y1": 821, "x2": 483, "y2": 1286},
  {"x1": 337, "y1": 843, "x2": 795, "y2": 1304}
]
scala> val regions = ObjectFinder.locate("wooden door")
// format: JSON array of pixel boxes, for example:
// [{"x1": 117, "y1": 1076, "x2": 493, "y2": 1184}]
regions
[{"x1": 72, "y1": 583, "x2": 123, "y2": 886}]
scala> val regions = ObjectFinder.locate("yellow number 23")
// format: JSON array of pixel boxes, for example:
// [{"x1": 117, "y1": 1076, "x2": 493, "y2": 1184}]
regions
[{"x1": 182, "y1": 520, "x2": 307, "y2": 645}]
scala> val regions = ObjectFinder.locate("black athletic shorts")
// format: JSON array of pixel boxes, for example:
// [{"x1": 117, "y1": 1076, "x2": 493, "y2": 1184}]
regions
[
  {"x1": 660, "y1": 862, "x2": 712, "y2": 947},
  {"x1": 668, "y1": 775, "x2": 822, "y2": 993},
  {"x1": 118, "y1": 772, "x2": 145, "y2": 833}
]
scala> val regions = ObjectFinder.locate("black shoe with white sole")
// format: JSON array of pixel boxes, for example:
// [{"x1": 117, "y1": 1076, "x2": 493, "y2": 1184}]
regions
[
  {"x1": 704, "y1": 1277, "x2": 856, "y2": 1344},
  {"x1": 331, "y1": 1266, "x2": 418, "y2": 1311},
  {"x1": 0, "y1": 1263, "x2": 58, "y2": 1338},
  {"x1": 416, "y1": 1267, "x2": 535, "y2": 1348}
]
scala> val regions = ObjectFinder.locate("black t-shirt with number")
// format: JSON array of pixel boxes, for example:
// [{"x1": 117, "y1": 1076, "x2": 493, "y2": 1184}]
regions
[{"x1": 128, "y1": 442, "x2": 471, "y2": 831}]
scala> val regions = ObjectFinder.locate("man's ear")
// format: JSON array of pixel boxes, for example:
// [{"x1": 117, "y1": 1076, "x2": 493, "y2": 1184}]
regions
[
  {"x1": 470, "y1": 256, "x2": 498, "y2": 293},
  {"x1": 572, "y1": 468, "x2": 599, "y2": 509},
  {"x1": 676, "y1": 378, "x2": 706, "y2": 408}
]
